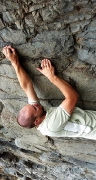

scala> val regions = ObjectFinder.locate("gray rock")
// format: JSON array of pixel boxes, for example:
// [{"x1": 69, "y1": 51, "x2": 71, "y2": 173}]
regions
[
  {"x1": 40, "y1": 7, "x2": 58, "y2": 22},
  {"x1": 70, "y1": 19, "x2": 91, "y2": 34},
  {"x1": 76, "y1": 46, "x2": 96, "y2": 65},
  {"x1": 31, "y1": 30, "x2": 74, "y2": 58},
  {"x1": 15, "y1": 30, "x2": 74, "y2": 59},
  {"x1": 29, "y1": 4, "x2": 45, "y2": 12},
  {"x1": 25, "y1": 14, "x2": 35, "y2": 28},
  {"x1": 2, "y1": 11, "x2": 15, "y2": 24},
  {"x1": 75, "y1": 17, "x2": 96, "y2": 64},
  {"x1": 0, "y1": 28, "x2": 26, "y2": 45},
  {"x1": 0, "y1": 18, "x2": 4, "y2": 30},
  {"x1": 0, "y1": 0, "x2": 96, "y2": 179}
]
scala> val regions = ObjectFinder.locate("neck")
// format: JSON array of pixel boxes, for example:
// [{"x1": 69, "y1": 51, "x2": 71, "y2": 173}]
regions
[{"x1": 36, "y1": 112, "x2": 46, "y2": 127}]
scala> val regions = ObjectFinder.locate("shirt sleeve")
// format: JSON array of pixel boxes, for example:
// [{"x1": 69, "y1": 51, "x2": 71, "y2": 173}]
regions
[{"x1": 59, "y1": 105, "x2": 70, "y2": 117}]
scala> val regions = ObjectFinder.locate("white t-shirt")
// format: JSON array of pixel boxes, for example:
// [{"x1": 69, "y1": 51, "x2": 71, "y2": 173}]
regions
[
  {"x1": 37, "y1": 106, "x2": 71, "y2": 137},
  {"x1": 28, "y1": 99, "x2": 96, "y2": 139},
  {"x1": 37, "y1": 106, "x2": 96, "y2": 139}
]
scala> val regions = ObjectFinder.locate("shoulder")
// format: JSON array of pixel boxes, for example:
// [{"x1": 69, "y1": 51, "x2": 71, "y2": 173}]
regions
[
  {"x1": 44, "y1": 106, "x2": 70, "y2": 132},
  {"x1": 45, "y1": 106, "x2": 70, "y2": 119}
]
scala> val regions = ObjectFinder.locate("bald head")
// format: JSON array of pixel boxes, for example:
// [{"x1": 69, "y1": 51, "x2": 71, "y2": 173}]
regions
[{"x1": 17, "y1": 104, "x2": 36, "y2": 128}]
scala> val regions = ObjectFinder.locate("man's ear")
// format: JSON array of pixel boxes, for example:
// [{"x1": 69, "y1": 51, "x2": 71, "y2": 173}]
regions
[
  {"x1": 34, "y1": 119, "x2": 40, "y2": 126},
  {"x1": 34, "y1": 115, "x2": 45, "y2": 126}
]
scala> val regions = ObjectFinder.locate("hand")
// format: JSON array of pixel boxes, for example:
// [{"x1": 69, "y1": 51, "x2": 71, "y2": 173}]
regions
[
  {"x1": 36, "y1": 59, "x2": 55, "y2": 80},
  {"x1": 2, "y1": 46, "x2": 19, "y2": 66}
]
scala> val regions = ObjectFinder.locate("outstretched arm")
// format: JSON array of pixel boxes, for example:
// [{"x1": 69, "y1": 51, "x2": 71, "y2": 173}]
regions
[
  {"x1": 2, "y1": 46, "x2": 38, "y2": 101},
  {"x1": 37, "y1": 59, "x2": 79, "y2": 115}
]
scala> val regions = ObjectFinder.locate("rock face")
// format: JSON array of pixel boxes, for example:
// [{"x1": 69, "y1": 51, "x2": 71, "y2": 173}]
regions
[{"x1": 0, "y1": 0, "x2": 96, "y2": 179}]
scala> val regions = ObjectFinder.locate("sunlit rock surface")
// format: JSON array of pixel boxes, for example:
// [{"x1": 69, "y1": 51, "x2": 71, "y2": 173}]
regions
[{"x1": 0, "y1": 0, "x2": 96, "y2": 179}]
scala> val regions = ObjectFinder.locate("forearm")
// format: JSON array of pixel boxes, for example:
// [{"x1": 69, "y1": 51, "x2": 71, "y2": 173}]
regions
[
  {"x1": 48, "y1": 75, "x2": 78, "y2": 100},
  {"x1": 37, "y1": 58, "x2": 78, "y2": 114},
  {"x1": 37, "y1": 58, "x2": 78, "y2": 100},
  {"x1": 12, "y1": 60, "x2": 38, "y2": 101},
  {"x1": 12, "y1": 61, "x2": 32, "y2": 91}
]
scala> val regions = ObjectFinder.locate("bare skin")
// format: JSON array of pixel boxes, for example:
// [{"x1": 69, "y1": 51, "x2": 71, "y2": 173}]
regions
[
  {"x1": 2, "y1": 46, "x2": 79, "y2": 127},
  {"x1": 37, "y1": 60, "x2": 79, "y2": 115}
]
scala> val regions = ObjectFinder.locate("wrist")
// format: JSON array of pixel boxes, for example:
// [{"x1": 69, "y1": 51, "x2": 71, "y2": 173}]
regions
[
  {"x1": 12, "y1": 58, "x2": 19, "y2": 69},
  {"x1": 48, "y1": 74, "x2": 57, "y2": 83}
]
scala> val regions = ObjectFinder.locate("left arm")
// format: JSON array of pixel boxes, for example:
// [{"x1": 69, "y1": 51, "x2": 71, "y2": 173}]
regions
[
  {"x1": 13, "y1": 61, "x2": 38, "y2": 101},
  {"x1": 2, "y1": 46, "x2": 38, "y2": 101}
]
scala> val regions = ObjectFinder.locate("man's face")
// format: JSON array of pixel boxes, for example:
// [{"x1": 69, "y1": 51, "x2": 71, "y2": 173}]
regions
[
  {"x1": 30, "y1": 103, "x2": 45, "y2": 119},
  {"x1": 18, "y1": 104, "x2": 46, "y2": 128}
]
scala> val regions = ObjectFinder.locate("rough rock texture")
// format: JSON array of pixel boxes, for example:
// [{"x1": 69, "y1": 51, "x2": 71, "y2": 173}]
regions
[{"x1": 0, "y1": 0, "x2": 96, "y2": 179}]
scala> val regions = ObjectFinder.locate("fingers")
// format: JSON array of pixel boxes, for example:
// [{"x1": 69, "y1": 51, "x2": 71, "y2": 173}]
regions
[
  {"x1": 2, "y1": 47, "x2": 6, "y2": 55},
  {"x1": 2, "y1": 46, "x2": 16, "y2": 59},
  {"x1": 2, "y1": 46, "x2": 15, "y2": 54},
  {"x1": 36, "y1": 59, "x2": 52, "y2": 74},
  {"x1": 9, "y1": 46, "x2": 15, "y2": 53},
  {"x1": 41, "y1": 59, "x2": 51, "y2": 68},
  {"x1": 2, "y1": 47, "x2": 10, "y2": 57}
]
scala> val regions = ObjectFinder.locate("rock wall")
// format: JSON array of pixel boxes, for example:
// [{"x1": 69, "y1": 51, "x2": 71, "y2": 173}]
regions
[{"x1": 0, "y1": 0, "x2": 96, "y2": 179}]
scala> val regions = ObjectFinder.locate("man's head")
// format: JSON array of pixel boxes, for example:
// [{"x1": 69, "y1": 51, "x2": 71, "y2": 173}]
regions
[{"x1": 17, "y1": 104, "x2": 46, "y2": 128}]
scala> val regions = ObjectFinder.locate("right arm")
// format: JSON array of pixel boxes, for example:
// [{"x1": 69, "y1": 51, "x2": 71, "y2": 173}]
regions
[
  {"x1": 37, "y1": 59, "x2": 79, "y2": 115},
  {"x1": 48, "y1": 75, "x2": 79, "y2": 115}
]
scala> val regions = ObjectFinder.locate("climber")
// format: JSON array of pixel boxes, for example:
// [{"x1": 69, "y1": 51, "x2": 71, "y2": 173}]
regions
[{"x1": 2, "y1": 46, "x2": 96, "y2": 140}]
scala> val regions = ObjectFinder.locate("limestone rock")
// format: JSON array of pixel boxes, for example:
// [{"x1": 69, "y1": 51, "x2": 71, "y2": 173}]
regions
[
  {"x1": 0, "y1": 18, "x2": 4, "y2": 30},
  {"x1": 0, "y1": 28, "x2": 26, "y2": 46},
  {"x1": 0, "y1": 0, "x2": 96, "y2": 179}
]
